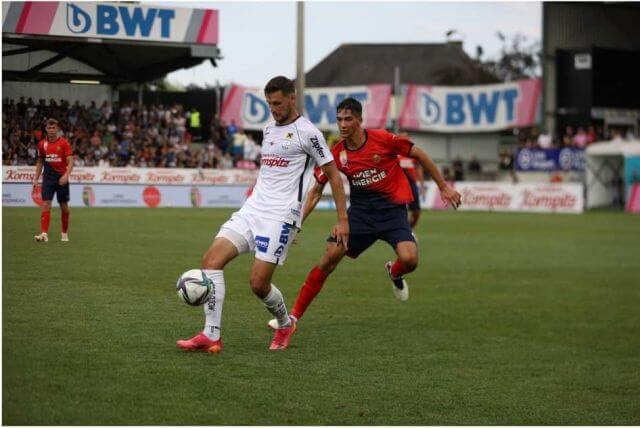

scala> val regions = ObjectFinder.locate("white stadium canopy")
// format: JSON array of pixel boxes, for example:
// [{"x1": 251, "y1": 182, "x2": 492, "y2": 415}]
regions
[{"x1": 585, "y1": 141, "x2": 640, "y2": 209}]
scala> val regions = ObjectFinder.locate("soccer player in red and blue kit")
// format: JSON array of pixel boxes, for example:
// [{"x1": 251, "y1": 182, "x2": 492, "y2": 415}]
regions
[
  {"x1": 268, "y1": 97, "x2": 461, "y2": 329},
  {"x1": 32, "y1": 119, "x2": 74, "y2": 242}
]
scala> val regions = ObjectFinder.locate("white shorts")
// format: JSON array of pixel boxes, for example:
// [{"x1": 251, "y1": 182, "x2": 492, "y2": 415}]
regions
[{"x1": 215, "y1": 211, "x2": 298, "y2": 266}]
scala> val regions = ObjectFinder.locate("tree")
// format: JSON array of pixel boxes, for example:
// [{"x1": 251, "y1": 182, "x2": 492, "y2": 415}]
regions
[{"x1": 481, "y1": 32, "x2": 541, "y2": 82}]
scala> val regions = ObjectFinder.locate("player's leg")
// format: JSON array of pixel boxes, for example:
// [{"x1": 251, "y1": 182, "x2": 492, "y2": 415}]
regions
[
  {"x1": 383, "y1": 207, "x2": 418, "y2": 301},
  {"x1": 269, "y1": 233, "x2": 375, "y2": 330},
  {"x1": 408, "y1": 208, "x2": 421, "y2": 230},
  {"x1": 248, "y1": 218, "x2": 300, "y2": 349},
  {"x1": 58, "y1": 182, "x2": 71, "y2": 241},
  {"x1": 35, "y1": 178, "x2": 55, "y2": 241},
  {"x1": 177, "y1": 214, "x2": 249, "y2": 353},
  {"x1": 289, "y1": 241, "x2": 347, "y2": 321},
  {"x1": 407, "y1": 177, "x2": 421, "y2": 230}
]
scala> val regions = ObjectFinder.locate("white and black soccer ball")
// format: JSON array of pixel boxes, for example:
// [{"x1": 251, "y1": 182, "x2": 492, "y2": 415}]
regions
[{"x1": 176, "y1": 269, "x2": 213, "y2": 306}]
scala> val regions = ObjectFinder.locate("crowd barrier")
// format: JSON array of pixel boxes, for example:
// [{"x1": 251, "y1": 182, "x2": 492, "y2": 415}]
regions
[
  {"x1": 2, "y1": 167, "x2": 257, "y2": 207},
  {"x1": 3, "y1": 166, "x2": 584, "y2": 212}
]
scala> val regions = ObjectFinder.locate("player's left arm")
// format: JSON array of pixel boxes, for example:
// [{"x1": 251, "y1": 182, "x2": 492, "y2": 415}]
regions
[
  {"x1": 59, "y1": 141, "x2": 74, "y2": 186},
  {"x1": 409, "y1": 145, "x2": 461, "y2": 209}
]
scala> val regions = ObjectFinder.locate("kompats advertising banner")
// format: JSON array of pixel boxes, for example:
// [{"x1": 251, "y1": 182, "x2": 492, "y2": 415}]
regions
[
  {"x1": 399, "y1": 78, "x2": 541, "y2": 132},
  {"x1": 220, "y1": 84, "x2": 392, "y2": 131},
  {"x1": 2, "y1": 2, "x2": 218, "y2": 45}
]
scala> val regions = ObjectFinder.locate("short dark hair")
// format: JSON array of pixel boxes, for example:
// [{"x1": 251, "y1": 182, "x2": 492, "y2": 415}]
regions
[
  {"x1": 337, "y1": 97, "x2": 363, "y2": 117},
  {"x1": 264, "y1": 76, "x2": 295, "y2": 95},
  {"x1": 45, "y1": 118, "x2": 59, "y2": 127}
]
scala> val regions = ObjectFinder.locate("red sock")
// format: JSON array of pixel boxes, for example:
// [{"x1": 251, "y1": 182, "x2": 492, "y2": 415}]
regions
[
  {"x1": 41, "y1": 211, "x2": 51, "y2": 233},
  {"x1": 61, "y1": 211, "x2": 69, "y2": 233},
  {"x1": 390, "y1": 259, "x2": 410, "y2": 278},
  {"x1": 291, "y1": 267, "x2": 329, "y2": 320}
]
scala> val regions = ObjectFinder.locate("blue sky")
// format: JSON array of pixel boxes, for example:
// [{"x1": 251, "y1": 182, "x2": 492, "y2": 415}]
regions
[{"x1": 157, "y1": 1, "x2": 541, "y2": 88}]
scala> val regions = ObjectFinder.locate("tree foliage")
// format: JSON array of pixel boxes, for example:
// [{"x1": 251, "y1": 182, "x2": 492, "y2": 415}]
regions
[{"x1": 481, "y1": 32, "x2": 541, "y2": 82}]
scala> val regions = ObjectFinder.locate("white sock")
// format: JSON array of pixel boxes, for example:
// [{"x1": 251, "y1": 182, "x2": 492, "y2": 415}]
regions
[
  {"x1": 202, "y1": 269, "x2": 225, "y2": 341},
  {"x1": 262, "y1": 284, "x2": 290, "y2": 328}
]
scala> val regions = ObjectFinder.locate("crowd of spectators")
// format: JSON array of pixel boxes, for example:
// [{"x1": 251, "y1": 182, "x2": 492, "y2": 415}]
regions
[
  {"x1": 516, "y1": 124, "x2": 637, "y2": 150},
  {"x1": 2, "y1": 97, "x2": 261, "y2": 169}
]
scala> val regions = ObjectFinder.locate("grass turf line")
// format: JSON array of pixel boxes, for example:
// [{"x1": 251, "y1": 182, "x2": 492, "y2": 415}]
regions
[{"x1": 3, "y1": 208, "x2": 639, "y2": 424}]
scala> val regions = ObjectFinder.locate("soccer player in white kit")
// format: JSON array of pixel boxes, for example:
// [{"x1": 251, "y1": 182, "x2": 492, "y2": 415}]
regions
[{"x1": 177, "y1": 76, "x2": 349, "y2": 352}]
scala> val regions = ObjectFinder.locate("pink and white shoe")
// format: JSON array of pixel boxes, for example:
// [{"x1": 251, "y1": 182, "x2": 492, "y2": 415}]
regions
[
  {"x1": 269, "y1": 319, "x2": 297, "y2": 350},
  {"x1": 176, "y1": 332, "x2": 223, "y2": 354}
]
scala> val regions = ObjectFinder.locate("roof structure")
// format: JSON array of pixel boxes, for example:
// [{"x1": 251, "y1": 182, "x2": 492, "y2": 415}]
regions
[
  {"x1": 2, "y1": 1, "x2": 221, "y2": 85},
  {"x1": 305, "y1": 42, "x2": 499, "y2": 87}
]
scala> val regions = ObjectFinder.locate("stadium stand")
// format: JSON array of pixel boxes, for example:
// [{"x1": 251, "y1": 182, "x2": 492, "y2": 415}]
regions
[{"x1": 2, "y1": 97, "x2": 261, "y2": 169}]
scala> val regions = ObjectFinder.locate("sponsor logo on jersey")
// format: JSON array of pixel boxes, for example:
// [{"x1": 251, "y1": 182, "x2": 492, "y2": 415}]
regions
[
  {"x1": 261, "y1": 155, "x2": 291, "y2": 167},
  {"x1": 255, "y1": 236, "x2": 270, "y2": 253},
  {"x1": 310, "y1": 136, "x2": 325, "y2": 157},
  {"x1": 351, "y1": 168, "x2": 388, "y2": 187},
  {"x1": 45, "y1": 154, "x2": 63, "y2": 163}
]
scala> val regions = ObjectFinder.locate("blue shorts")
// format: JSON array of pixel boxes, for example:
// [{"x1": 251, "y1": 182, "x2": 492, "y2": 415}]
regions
[
  {"x1": 42, "y1": 173, "x2": 70, "y2": 203},
  {"x1": 327, "y1": 205, "x2": 415, "y2": 258}
]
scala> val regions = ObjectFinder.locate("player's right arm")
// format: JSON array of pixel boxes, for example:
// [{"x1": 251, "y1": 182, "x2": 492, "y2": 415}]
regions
[
  {"x1": 320, "y1": 161, "x2": 349, "y2": 250},
  {"x1": 302, "y1": 179, "x2": 325, "y2": 224}
]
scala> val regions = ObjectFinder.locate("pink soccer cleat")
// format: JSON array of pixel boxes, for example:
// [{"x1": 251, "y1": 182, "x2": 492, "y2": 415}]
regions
[
  {"x1": 269, "y1": 320, "x2": 297, "y2": 350},
  {"x1": 176, "y1": 332, "x2": 223, "y2": 354}
]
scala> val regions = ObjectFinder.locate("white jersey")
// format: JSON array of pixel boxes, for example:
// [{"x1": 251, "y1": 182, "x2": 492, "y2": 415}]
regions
[{"x1": 240, "y1": 116, "x2": 333, "y2": 225}]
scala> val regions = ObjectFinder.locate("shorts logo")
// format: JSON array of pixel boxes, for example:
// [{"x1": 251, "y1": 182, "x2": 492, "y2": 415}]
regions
[
  {"x1": 274, "y1": 245, "x2": 284, "y2": 257},
  {"x1": 279, "y1": 223, "x2": 292, "y2": 245},
  {"x1": 255, "y1": 236, "x2": 270, "y2": 253}
]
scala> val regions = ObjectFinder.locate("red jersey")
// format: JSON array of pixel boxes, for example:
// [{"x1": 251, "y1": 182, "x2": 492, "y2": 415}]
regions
[
  {"x1": 398, "y1": 155, "x2": 418, "y2": 182},
  {"x1": 38, "y1": 137, "x2": 72, "y2": 176},
  {"x1": 316, "y1": 129, "x2": 414, "y2": 209}
]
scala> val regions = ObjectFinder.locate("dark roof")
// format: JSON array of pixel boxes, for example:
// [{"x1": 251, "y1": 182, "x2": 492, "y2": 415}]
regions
[
  {"x1": 2, "y1": 35, "x2": 220, "y2": 84},
  {"x1": 305, "y1": 42, "x2": 499, "y2": 86}
]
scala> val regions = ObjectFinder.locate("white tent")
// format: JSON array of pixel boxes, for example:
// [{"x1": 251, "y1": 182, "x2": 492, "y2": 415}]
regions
[{"x1": 585, "y1": 141, "x2": 640, "y2": 209}]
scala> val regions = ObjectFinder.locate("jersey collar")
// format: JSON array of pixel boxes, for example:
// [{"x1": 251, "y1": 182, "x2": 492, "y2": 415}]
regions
[{"x1": 344, "y1": 130, "x2": 368, "y2": 152}]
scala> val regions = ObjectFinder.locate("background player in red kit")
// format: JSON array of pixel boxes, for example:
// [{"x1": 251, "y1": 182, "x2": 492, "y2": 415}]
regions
[
  {"x1": 32, "y1": 119, "x2": 74, "y2": 242},
  {"x1": 268, "y1": 97, "x2": 461, "y2": 329},
  {"x1": 398, "y1": 147, "x2": 426, "y2": 229}
]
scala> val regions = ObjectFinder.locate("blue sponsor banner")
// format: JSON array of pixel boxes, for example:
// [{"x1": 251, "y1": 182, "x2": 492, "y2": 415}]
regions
[{"x1": 515, "y1": 148, "x2": 586, "y2": 172}]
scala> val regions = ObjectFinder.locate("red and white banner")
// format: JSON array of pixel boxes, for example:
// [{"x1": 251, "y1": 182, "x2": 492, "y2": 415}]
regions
[
  {"x1": 426, "y1": 182, "x2": 583, "y2": 213},
  {"x1": 2, "y1": 2, "x2": 218, "y2": 45},
  {"x1": 221, "y1": 84, "x2": 391, "y2": 131},
  {"x1": 400, "y1": 78, "x2": 542, "y2": 132},
  {"x1": 3, "y1": 166, "x2": 257, "y2": 185}
]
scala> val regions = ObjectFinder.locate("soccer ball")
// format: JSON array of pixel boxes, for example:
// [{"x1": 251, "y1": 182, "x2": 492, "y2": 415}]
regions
[{"x1": 176, "y1": 269, "x2": 213, "y2": 306}]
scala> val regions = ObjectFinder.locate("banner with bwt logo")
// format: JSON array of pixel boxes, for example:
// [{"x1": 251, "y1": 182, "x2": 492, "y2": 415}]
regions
[
  {"x1": 399, "y1": 78, "x2": 541, "y2": 132},
  {"x1": 2, "y1": 2, "x2": 218, "y2": 44},
  {"x1": 220, "y1": 84, "x2": 392, "y2": 131}
]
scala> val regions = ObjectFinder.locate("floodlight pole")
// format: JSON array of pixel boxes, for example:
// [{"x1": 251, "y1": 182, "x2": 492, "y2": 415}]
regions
[{"x1": 296, "y1": 1, "x2": 305, "y2": 114}]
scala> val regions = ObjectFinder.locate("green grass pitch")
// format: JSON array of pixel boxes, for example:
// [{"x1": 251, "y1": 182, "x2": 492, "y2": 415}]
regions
[{"x1": 3, "y1": 207, "x2": 640, "y2": 424}]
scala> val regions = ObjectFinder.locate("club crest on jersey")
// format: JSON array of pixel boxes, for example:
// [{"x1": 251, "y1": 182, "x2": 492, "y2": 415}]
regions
[
  {"x1": 286, "y1": 132, "x2": 293, "y2": 139},
  {"x1": 372, "y1": 154, "x2": 381, "y2": 164},
  {"x1": 339, "y1": 150, "x2": 348, "y2": 166}
]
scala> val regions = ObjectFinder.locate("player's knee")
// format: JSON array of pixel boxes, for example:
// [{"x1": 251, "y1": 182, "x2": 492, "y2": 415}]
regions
[
  {"x1": 401, "y1": 254, "x2": 419, "y2": 272},
  {"x1": 42, "y1": 202, "x2": 52, "y2": 212},
  {"x1": 249, "y1": 274, "x2": 270, "y2": 298},
  {"x1": 202, "y1": 249, "x2": 224, "y2": 270}
]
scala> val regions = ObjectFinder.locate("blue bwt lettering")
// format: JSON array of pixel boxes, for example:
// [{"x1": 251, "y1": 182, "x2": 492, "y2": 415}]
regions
[
  {"x1": 446, "y1": 88, "x2": 520, "y2": 126},
  {"x1": 95, "y1": 4, "x2": 175, "y2": 37}
]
